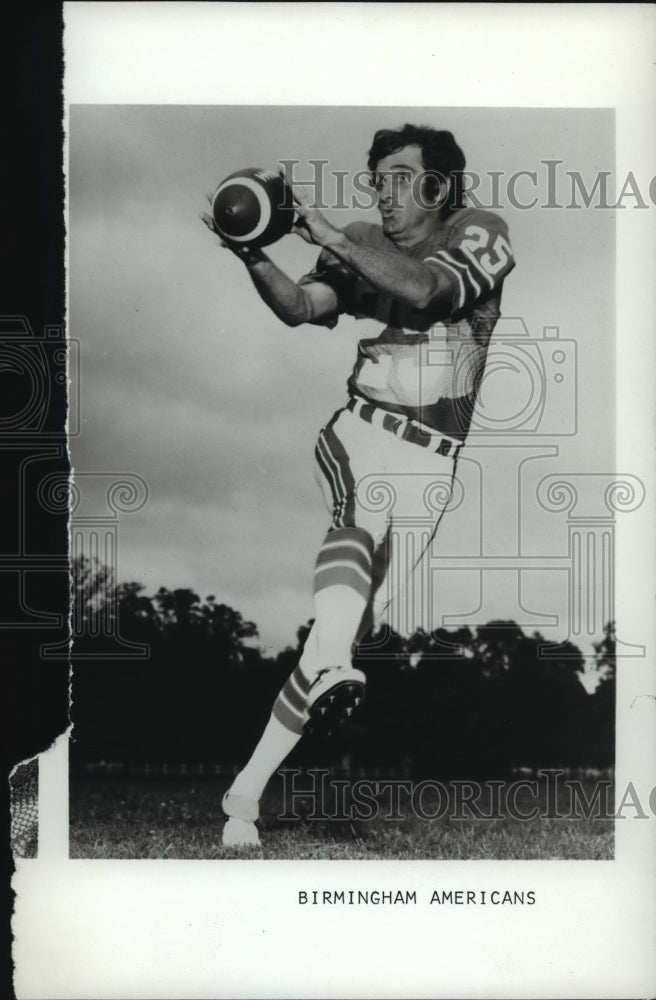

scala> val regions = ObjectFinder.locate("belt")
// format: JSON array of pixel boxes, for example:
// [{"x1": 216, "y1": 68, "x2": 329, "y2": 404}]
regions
[{"x1": 346, "y1": 396, "x2": 463, "y2": 459}]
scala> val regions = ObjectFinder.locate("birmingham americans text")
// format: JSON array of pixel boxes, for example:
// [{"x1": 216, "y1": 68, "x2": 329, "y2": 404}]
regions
[{"x1": 298, "y1": 889, "x2": 536, "y2": 905}]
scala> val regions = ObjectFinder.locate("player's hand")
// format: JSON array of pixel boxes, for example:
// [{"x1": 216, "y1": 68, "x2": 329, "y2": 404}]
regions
[
  {"x1": 200, "y1": 193, "x2": 264, "y2": 262},
  {"x1": 200, "y1": 191, "x2": 226, "y2": 241},
  {"x1": 288, "y1": 179, "x2": 339, "y2": 247},
  {"x1": 200, "y1": 191, "x2": 232, "y2": 246}
]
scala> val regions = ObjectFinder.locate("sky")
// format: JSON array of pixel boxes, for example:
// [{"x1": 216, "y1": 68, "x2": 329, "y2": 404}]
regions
[{"x1": 68, "y1": 105, "x2": 615, "y2": 671}]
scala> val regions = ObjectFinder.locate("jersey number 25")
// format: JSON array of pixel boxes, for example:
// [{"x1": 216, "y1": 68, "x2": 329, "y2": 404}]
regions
[{"x1": 461, "y1": 225, "x2": 512, "y2": 276}]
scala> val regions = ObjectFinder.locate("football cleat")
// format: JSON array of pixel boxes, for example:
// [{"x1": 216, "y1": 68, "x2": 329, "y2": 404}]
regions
[
  {"x1": 304, "y1": 666, "x2": 366, "y2": 739},
  {"x1": 222, "y1": 817, "x2": 261, "y2": 848},
  {"x1": 221, "y1": 791, "x2": 260, "y2": 848}
]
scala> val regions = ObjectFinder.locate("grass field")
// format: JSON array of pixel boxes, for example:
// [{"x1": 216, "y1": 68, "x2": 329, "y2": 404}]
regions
[{"x1": 69, "y1": 770, "x2": 614, "y2": 861}]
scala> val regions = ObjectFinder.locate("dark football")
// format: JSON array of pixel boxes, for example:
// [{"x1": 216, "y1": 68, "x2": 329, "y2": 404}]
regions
[{"x1": 211, "y1": 167, "x2": 295, "y2": 249}]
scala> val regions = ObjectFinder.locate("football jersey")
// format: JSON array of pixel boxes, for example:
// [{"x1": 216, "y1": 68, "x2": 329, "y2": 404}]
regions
[{"x1": 299, "y1": 208, "x2": 515, "y2": 441}]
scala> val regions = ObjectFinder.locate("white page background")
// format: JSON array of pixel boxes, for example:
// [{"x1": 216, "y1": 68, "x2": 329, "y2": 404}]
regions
[{"x1": 12, "y1": 4, "x2": 656, "y2": 998}]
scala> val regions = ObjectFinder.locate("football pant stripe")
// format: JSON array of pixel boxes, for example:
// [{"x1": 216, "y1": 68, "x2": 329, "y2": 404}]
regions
[
  {"x1": 317, "y1": 435, "x2": 347, "y2": 527},
  {"x1": 322, "y1": 424, "x2": 356, "y2": 527},
  {"x1": 319, "y1": 431, "x2": 348, "y2": 506},
  {"x1": 315, "y1": 437, "x2": 341, "y2": 514}
]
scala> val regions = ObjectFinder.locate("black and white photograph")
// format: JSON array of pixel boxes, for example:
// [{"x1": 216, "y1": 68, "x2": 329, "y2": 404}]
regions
[
  {"x1": 66, "y1": 102, "x2": 620, "y2": 862},
  {"x1": 9, "y1": 4, "x2": 656, "y2": 999}
]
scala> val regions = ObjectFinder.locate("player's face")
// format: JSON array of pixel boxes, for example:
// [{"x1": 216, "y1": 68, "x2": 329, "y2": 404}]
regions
[{"x1": 371, "y1": 144, "x2": 443, "y2": 244}]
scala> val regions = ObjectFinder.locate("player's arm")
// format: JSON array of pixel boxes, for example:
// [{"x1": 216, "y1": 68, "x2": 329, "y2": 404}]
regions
[
  {"x1": 290, "y1": 186, "x2": 452, "y2": 314},
  {"x1": 321, "y1": 233, "x2": 452, "y2": 313},
  {"x1": 201, "y1": 208, "x2": 339, "y2": 327},
  {"x1": 291, "y1": 189, "x2": 515, "y2": 319},
  {"x1": 239, "y1": 247, "x2": 339, "y2": 327}
]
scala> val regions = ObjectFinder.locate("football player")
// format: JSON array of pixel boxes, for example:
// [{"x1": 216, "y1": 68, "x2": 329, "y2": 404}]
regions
[{"x1": 202, "y1": 124, "x2": 515, "y2": 847}]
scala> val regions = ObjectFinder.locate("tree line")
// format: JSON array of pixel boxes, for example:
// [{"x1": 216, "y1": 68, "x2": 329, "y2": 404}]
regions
[{"x1": 70, "y1": 557, "x2": 615, "y2": 778}]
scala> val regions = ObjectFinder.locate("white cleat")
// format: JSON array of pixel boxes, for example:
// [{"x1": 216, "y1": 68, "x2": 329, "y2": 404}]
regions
[
  {"x1": 222, "y1": 817, "x2": 261, "y2": 848},
  {"x1": 221, "y1": 791, "x2": 261, "y2": 848}
]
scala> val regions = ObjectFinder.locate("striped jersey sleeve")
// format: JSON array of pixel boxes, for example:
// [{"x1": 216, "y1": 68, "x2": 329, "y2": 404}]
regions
[{"x1": 423, "y1": 209, "x2": 515, "y2": 318}]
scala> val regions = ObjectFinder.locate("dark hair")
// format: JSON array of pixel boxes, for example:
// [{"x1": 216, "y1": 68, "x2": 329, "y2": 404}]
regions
[{"x1": 367, "y1": 124, "x2": 466, "y2": 213}]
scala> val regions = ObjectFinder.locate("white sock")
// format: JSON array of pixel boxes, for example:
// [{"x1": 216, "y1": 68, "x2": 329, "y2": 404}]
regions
[
  {"x1": 229, "y1": 714, "x2": 302, "y2": 803},
  {"x1": 313, "y1": 584, "x2": 367, "y2": 667}
]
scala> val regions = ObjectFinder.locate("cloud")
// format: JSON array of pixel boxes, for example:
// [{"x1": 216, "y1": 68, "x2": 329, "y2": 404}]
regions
[
  {"x1": 67, "y1": 106, "x2": 616, "y2": 658},
  {"x1": 113, "y1": 493, "x2": 321, "y2": 652}
]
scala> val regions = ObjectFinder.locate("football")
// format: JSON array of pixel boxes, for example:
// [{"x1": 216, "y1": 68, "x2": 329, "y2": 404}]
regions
[{"x1": 211, "y1": 167, "x2": 295, "y2": 249}]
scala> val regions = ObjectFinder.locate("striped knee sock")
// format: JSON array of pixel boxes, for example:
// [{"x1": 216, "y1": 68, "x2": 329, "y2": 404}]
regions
[
  {"x1": 312, "y1": 525, "x2": 374, "y2": 669},
  {"x1": 272, "y1": 663, "x2": 312, "y2": 735},
  {"x1": 270, "y1": 526, "x2": 373, "y2": 735},
  {"x1": 313, "y1": 525, "x2": 374, "y2": 599},
  {"x1": 228, "y1": 528, "x2": 375, "y2": 803}
]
